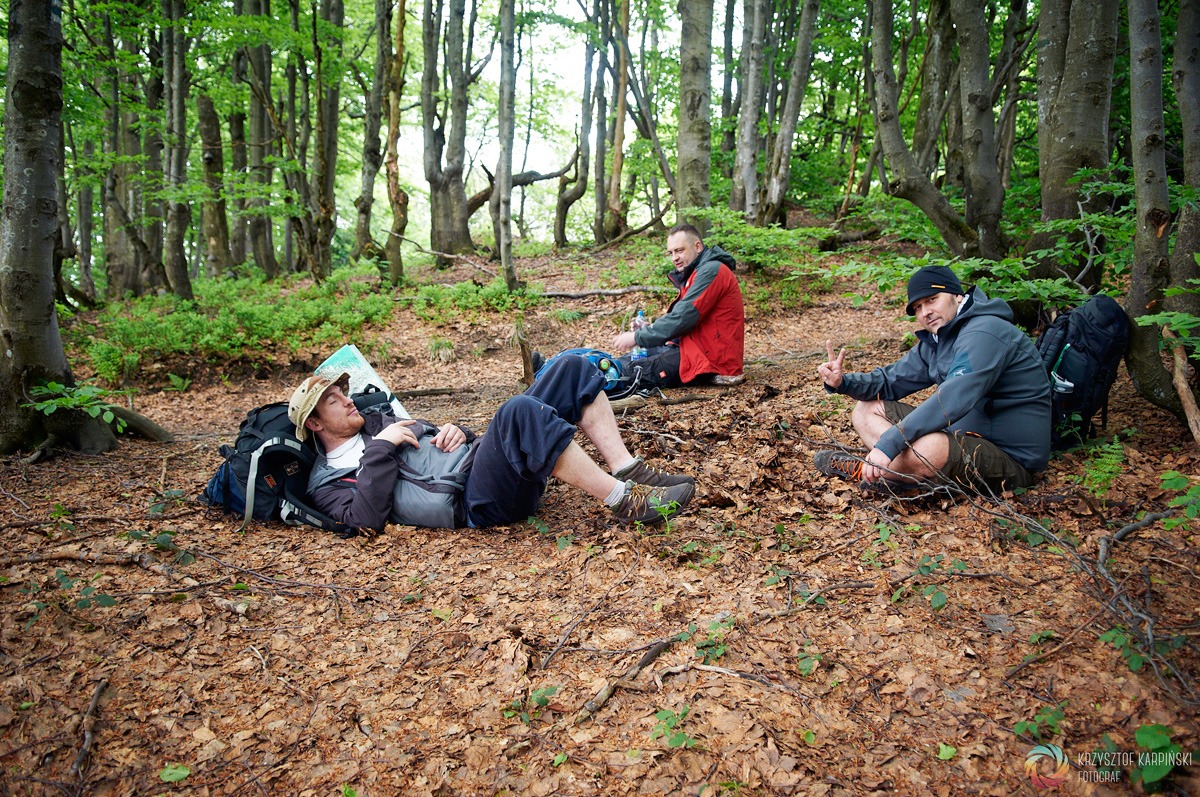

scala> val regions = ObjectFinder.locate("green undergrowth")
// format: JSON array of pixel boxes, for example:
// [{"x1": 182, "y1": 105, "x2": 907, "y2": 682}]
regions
[{"x1": 61, "y1": 262, "x2": 555, "y2": 386}]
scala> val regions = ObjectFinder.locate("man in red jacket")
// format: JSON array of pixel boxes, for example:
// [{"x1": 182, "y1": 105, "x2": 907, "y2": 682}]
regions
[{"x1": 610, "y1": 223, "x2": 745, "y2": 389}]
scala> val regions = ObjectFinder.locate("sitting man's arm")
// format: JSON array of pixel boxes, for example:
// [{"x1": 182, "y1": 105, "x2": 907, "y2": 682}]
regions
[{"x1": 626, "y1": 258, "x2": 727, "y2": 349}]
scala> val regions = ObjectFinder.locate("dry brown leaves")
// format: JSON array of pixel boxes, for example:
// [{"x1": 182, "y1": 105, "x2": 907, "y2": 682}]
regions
[{"x1": 2, "y1": 251, "x2": 1198, "y2": 796}]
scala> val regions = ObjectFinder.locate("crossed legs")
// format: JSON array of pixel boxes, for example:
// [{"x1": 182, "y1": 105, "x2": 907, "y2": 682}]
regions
[{"x1": 851, "y1": 399, "x2": 950, "y2": 482}]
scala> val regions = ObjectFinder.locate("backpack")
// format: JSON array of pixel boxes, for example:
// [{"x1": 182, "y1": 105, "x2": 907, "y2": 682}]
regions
[
  {"x1": 1034, "y1": 294, "x2": 1131, "y2": 450},
  {"x1": 534, "y1": 347, "x2": 644, "y2": 400},
  {"x1": 203, "y1": 392, "x2": 392, "y2": 537}
]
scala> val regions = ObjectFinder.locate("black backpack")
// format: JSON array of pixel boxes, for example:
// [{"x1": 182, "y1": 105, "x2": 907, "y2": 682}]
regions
[
  {"x1": 1034, "y1": 294, "x2": 1130, "y2": 450},
  {"x1": 203, "y1": 400, "x2": 365, "y2": 537}
]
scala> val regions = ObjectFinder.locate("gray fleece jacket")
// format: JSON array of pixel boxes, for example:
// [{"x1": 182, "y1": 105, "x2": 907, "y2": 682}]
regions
[{"x1": 831, "y1": 287, "x2": 1051, "y2": 472}]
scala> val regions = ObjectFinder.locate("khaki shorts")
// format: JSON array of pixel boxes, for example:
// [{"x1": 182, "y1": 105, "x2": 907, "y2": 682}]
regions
[{"x1": 882, "y1": 401, "x2": 1036, "y2": 493}]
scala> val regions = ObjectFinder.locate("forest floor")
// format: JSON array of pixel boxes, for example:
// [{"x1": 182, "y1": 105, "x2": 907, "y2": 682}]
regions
[{"x1": 2, "y1": 236, "x2": 1199, "y2": 797}]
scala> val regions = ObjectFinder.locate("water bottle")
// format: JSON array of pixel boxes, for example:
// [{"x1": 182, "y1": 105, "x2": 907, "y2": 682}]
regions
[
  {"x1": 597, "y1": 357, "x2": 619, "y2": 389},
  {"x1": 630, "y1": 310, "x2": 649, "y2": 361}
]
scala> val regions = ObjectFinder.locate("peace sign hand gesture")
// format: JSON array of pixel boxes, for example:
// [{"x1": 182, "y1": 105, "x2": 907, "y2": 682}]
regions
[{"x1": 817, "y1": 339, "x2": 846, "y2": 389}]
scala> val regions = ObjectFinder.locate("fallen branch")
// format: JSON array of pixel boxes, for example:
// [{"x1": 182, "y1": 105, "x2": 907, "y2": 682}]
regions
[
  {"x1": 540, "y1": 285, "x2": 674, "y2": 299},
  {"x1": 1097, "y1": 510, "x2": 1175, "y2": 569},
  {"x1": 1162, "y1": 326, "x2": 1200, "y2": 447},
  {"x1": 69, "y1": 678, "x2": 108, "y2": 778},
  {"x1": 574, "y1": 636, "x2": 676, "y2": 725},
  {"x1": 0, "y1": 551, "x2": 196, "y2": 584},
  {"x1": 592, "y1": 199, "x2": 675, "y2": 253}
]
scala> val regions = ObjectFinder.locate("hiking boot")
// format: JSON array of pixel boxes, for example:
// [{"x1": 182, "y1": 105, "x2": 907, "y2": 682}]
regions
[
  {"x1": 813, "y1": 450, "x2": 863, "y2": 482},
  {"x1": 613, "y1": 456, "x2": 695, "y2": 488},
  {"x1": 530, "y1": 351, "x2": 545, "y2": 374},
  {"x1": 611, "y1": 480, "x2": 694, "y2": 524},
  {"x1": 712, "y1": 373, "x2": 745, "y2": 386}
]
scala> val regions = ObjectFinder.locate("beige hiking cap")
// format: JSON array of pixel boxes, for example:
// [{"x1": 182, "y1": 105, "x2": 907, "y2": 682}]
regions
[{"x1": 288, "y1": 372, "x2": 350, "y2": 441}]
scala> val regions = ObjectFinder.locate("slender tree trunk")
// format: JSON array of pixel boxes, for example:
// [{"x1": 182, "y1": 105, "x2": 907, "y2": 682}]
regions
[
  {"x1": 912, "y1": 0, "x2": 954, "y2": 178},
  {"x1": 352, "y1": 0, "x2": 390, "y2": 262},
  {"x1": 677, "y1": 0, "x2": 714, "y2": 231},
  {"x1": 1, "y1": 0, "x2": 113, "y2": 454},
  {"x1": 718, "y1": 0, "x2": 737, "y2": 176},
  {"x1": 162, "y1": 0, "x2": 194, "y2": 300},
  {"x1": 604, "y1": 0, "x2": 631, "y2": 240},
  {"x1": 246, "y1": 0, "x2": 278, "y2": 276},
  {"x1": 730, "y1": 0, "x2": 766, "y2": 216},
  {"x1": 1125, "y1": 0, "x2": 1181, "y2": 414},
  {"x1": 592, "y1": 0, "x2": 611, "y2": 245},
  {"x1": 197, "y1": 94, "x2": 234, "y2": 277},
  {"x1": 143, "y1": 29, "x2": 168, "y2": 292},
  {"x1": 310, "y1": 0, "x2": 344, "y2": 280},
  {"x1": 229, "y1": 35, "x2": 249, "y2": 268},
  {"x1": 493, "y1": 0, "x2": 519, "y2": 290},
  {"x1": 1167, "y1": 0, "x2": 1200, "y2": 327},
  {"x1": 759, "y1": 0, "x2": 819, "y2": 226},
  {"x1": 383, "y1": 0, "x2": 409, "y2": 284},
  {"x1": 869, "y1": 0, "x2": 977, "y2": 256},
  {"x1": 554, "y1": 5, "x2": 596, "y2": 249}
]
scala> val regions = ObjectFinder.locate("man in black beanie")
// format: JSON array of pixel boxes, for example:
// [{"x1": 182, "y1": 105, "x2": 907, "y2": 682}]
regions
[{"x1": 813, "y1": 265, "x2": 1051, "y2": 495}]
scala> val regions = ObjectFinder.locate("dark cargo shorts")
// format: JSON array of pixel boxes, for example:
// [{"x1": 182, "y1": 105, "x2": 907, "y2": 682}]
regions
[{"x1": 883, "y1": 401, "x2": 1036, "y2": 493}]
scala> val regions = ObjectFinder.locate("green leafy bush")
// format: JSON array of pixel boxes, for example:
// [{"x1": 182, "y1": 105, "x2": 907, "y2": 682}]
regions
[{"x1": 687, "y1": 206, "x2": 822, "y2": 272}]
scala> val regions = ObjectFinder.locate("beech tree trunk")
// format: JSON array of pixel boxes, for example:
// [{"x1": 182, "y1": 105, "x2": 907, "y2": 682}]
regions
[
  {"x1": 1028, "y1": 0, "x2": 1118, "y2": 289},
  {"x1": 245, "y1": 0, "x2": 278, "y2": 276},
  {"x1": 677, "y1": 0, "x2": 714, "y2": 231},
  {"x1": 492, "y1": 0, "x2": 519, "y2": 290},
  {"x1": 383, "y1": 0, "x2": 410, "y2": 284},
  {"x1": 869, "y1": 0, "x2": 977, "y2": 256},
  {"x1": 553, "y1": 3, "x2": 595, "y2": 249},
  {"x1": 603, "y1": 0, "x2": 631, "y2": 241},
  {"x1": 351, "y1": 0, "x2": 390, "y2": 261},
  {"x1": 161, "y1": 0, "x2": 194, "y2": 300},
  {"x1": 948, "y1": 0, "x2": 1007, "y2": 259},
  {"x1": 759, "y1": 0, "x2": 819, "y2": 226},
  {"x1": 1126, "y1": 0, "x2": 1187, "y2": 416},
  {"x1": 730, "y1": 0, "x2": 766, "y2": 216},
  {"x1": 197, "y1": 94, "x2": 234, "y2": 277},
  {"x1": 1, "y1": 0, "x2": 113, "y2": 454},
  {"x1": 1167, "y1": 0, "x2": 1200, "y2": 329},
  {"x1": 421, "y1": 0, "x2": 478, "y2": 260}
]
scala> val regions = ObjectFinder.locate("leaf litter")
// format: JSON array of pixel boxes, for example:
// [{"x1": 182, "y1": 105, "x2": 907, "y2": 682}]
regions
[{"x1": 1, "y1": 250, "x2": 1198, "y2": 795}]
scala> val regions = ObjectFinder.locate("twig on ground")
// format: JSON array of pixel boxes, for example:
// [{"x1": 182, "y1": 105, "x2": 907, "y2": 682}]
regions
[
  {"x1": 1097, "y1": 510, "x2": 1175, "y2": 569},
  {"x1": 69, "y1": 677, "x2": 108, "y2": 778},
  {"x1": 1004, "y1": 602, "x2": 1115, "y2": 681},
  {"x1": 574, "y1": 636, "x2": 676, "y2": 725},
  {"x1": 542, "y1": 556, "x2": 638, "y2": 669},
  {"x1": 0, "y1": 551, "x2": 198, "y2": 586},
  {"x1": 624, "y1": 427, "x2": 688, "y2": 445}
]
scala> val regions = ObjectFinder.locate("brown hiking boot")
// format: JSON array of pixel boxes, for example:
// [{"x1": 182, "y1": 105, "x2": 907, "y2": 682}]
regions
[
  {"x1": 613, "y1": 456, "x2": 694, "y2": 488},
  {"x1": 611, "y1": 480, "x2": 694, "y2": 524}
]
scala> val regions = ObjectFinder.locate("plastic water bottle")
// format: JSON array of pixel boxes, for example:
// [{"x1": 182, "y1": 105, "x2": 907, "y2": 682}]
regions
[{"x1": 630, "y1": 310, "x2": 649, "y2": 361}]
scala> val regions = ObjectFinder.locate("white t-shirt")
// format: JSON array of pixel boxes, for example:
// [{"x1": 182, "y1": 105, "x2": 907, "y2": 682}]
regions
[{"x1": 325, "y1": 434, "x2": 366, "y2": 471}]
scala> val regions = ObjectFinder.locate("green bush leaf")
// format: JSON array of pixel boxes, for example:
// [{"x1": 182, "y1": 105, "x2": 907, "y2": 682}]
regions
[{"x1": 159, "y1": 763, "x2": 191, "y2": 782}]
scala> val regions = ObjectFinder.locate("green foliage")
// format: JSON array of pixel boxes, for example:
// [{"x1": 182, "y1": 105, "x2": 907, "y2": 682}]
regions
[
  {"x1": 1080, "y1": 438, "x2": 1126, "y2": 499},
  {"x1": 892, "y1": 554, "x2": 966, "y2": 611},
  {"x1": 650, "y1": 705, "x2": 696, "y2": 749},
  {"x1": 399, "y1": 277, "x2": 543, "y2": 322},
  {"x1": 24, "y1": 382, "x2": 130, "y2": 434},
  {"x1": 1132, "y1": 724, "x2": 1186, "y2": 789},
  {"x1": 694, "y1": 617, "x2": 736, "y2": 664},
  {"x1": 22, "y1": 569, "x2": 117, "y2": 629},
  {"x1": 797, "y1": 643, "x2": 822, "y2": 677},
  {"x1": 68, "y1": 267, "x2": 394, "y2": 383},
  {"x1": 159, "y1": 763, "x2": 191, "y2": 783},
  {"x1": 340, "y1": 786, "x2": 358, "y2": 797},
  {"x1": 1098, "y1": 627, "x2": 1185, "y2": 674},
  {"x1": 686, "y1": 206, "x2": 821, "y2": 272},
  {"x1": 503, "y1": 685, "x2": 560, "y2": 725},
  {"x1": 936, "y1": 743, "x2": 957, "y2": 761},
  {"x1": 165, "y1": 373, "x2": 192, "y2": 392},
  {"x1": 1012, "y1": 701, "x2": 1067, "y2": 741},
  {"x1": 1161, "y1": 470, "x2": 1200, "y2": 530},
  {"x1": 1137, "y1": 273, "x2": 1200, "y2": 361}
]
